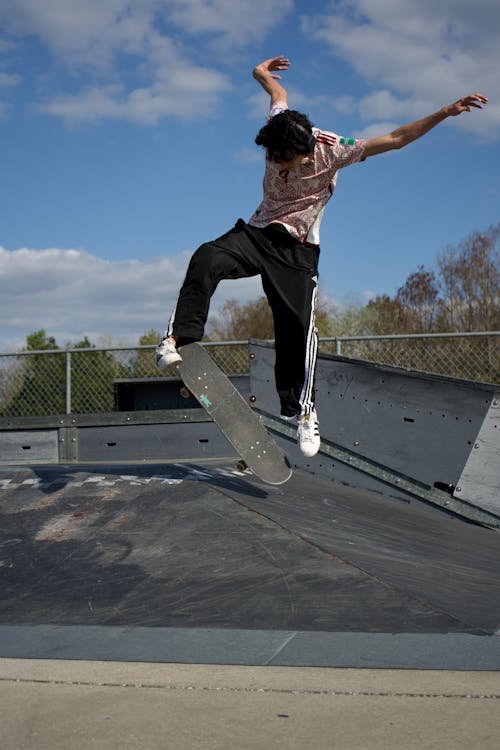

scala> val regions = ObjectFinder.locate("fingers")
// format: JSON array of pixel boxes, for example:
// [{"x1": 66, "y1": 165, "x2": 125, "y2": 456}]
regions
[
  {"x1": 451, "y1": 94, "x2": 488, "y2": 115},
  {"x1": 260, "y1": 55, "x2": 290, "y2": 80},
  {"x1": 464, "y1": 94, "x2": 488, "y2": 108},
  {"x1": 269, "y1": 55, "x2": 290, "y2": 71},
  {"x1": 445, "y1": 94, "x2": 488, "y2": 117}
]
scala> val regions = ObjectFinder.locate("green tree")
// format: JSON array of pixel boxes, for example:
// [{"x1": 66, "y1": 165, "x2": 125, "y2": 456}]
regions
[
  {"x1": 26, "y1": 330, "x2": 58, "y2": 351},
  {"x1": 1, "y1": 331, "x2": 127, "y2": 416},
  {"x1": 2, "y1": 329, "x2": 66, "y2": 416},
  {"x1": 129, "y1": 328, "x2": 165, "y2": 378},
  {"x1": 69, "y1": 336, "x2": 123, "y2": 413}
]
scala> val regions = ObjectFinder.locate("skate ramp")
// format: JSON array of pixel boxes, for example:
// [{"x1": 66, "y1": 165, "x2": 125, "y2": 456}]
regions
[
  {"x1": 1, "y1": 462, "x2": 499, "y2": 669},
  {"x1": 249, "y1": 340, "x2": 500, "y2": 527}
]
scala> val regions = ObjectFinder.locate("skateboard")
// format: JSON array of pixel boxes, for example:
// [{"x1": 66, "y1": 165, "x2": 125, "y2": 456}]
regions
[{"x1": 177, "y1": 343, "x2": 292, "y2": 485}]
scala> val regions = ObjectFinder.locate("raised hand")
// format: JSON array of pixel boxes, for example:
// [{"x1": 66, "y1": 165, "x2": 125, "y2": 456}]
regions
[
  {"x1": 253, "y1": 56, "x2": 290, "y2": 81},
  {"x1": 253, "y1": 56, "x2": 290, "y2": 102},
  {"x1": 445, "y1": 94, "x2": 488, "y2": 117}
]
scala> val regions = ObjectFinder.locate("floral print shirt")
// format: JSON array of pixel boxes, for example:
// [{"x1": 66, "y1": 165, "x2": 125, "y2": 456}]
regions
[{"x1": 249, "y1": 102, "x2": 366, "y2": 245}]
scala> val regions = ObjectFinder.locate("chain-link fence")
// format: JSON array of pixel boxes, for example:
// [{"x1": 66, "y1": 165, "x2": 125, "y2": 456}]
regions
[
  {"x1": 320, "y1": 332, "x2": 500, "y2": 384},
  {"x1": 0, "y1": 333, "x2": 498, "y2": 418},
  {"x1": 0, "y1": 342, "x2": 250, "y2": 418}
]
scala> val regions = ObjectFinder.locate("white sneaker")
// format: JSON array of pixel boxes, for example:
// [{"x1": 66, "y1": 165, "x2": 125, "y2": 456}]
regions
[
  {"x1": 156, "y1": 337, "x2": 182, "y2": 370},
  {"x1": 297, "y1": 409, "x2": 321, "y2": 457}
]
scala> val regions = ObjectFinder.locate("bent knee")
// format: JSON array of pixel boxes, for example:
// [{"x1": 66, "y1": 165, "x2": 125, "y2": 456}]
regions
[{"x1": 187, "y1": 242, "x2": 219, "y2": 272}]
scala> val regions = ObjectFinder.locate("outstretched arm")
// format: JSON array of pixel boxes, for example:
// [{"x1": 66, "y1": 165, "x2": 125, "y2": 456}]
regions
[
  {"x1": 253, "y1": 56, "x2": 290, "y2": 106},
  {"x1": 362, "y1": 94, "x2": 488, "y2": 159}
]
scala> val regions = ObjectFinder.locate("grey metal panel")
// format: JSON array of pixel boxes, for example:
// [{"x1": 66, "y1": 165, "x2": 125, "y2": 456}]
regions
[
  {"x1": 77, "y1": 421, "x2": 237, "y2": 462},
  {"x1": 0, "y1": 430, "x2": 58, "y2": 465},
  {"x1": 0, "y1": 415, "x2": 67, "y2": 430},
  {"x1": 455, "y1": 394, "x2": 500, "y2": 514},
  {"x1": 315, "y1": 360, "x2": 487, "y2": 489},
  {"x1": 249, "y1": 340, "x2": 495, "y2": 499}
]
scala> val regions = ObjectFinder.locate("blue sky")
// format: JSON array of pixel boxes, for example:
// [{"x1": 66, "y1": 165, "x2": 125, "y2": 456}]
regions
[{"x1": 0, "y1": 0, "x2": 498, "y2": 350}]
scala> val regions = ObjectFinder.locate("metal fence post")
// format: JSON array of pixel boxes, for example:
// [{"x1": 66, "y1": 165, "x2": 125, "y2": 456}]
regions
[{"x1": 66, "y1": 350, "x2": 72, "y2": 415}]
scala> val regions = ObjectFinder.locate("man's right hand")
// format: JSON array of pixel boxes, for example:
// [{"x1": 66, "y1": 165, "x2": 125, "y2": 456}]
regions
[
  {"x1": 253, "y1": 56, "x2": 290, "y2": 104},
  {"x1": 253, "y1": 56, "x2": 290, "y2": 79}
]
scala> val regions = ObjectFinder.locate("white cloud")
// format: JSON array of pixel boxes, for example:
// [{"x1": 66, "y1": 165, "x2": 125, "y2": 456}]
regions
[
  {"x1": 353, "y1": 121, "x2": 399, "y2": 140},
  {"x1": 303, "y1": 0, "x2": 500, "y2": 139},
  {"x1": 0, "y1": 0, "x2": 148, "y2": 68},
  {"x1": 38, "y1": 66, "x2": 231, "y2": 125},
  {"x1": 0, "y1": 0, "x2": 293, "y2": 125},
  {"x1": 0, "y1": 245, "x2": 262, "y2": 350},
  {"x1": 168, "y1": 0, "x2": 294, "y2": 47},
  {"x1": 1, "y1": 0, "x2": 294, "y2": 60}
]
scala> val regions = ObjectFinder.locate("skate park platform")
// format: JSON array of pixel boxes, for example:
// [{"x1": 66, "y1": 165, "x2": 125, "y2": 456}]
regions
[
  {"x1": 1, "y1": 343, "x2": 499, "y2": 749},
  {"x1": 1, "y1": 340, "x2": 499, "y2": 670},
  {"x1": 0, "y1": 458, "x2": 499, "y2": 672}
]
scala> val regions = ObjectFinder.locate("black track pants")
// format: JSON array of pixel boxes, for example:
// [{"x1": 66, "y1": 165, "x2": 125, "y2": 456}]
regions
[{"x1": 168, "y1": 219, "x2": 319, "y2": 417}]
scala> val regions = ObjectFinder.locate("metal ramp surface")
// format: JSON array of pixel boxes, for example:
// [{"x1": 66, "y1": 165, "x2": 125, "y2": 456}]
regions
[
  {"x1": 1, "y1": 462, "x2": 499, "y2": 670},
  {"x1": 249, "y1": 340, "x2": 500, "y2": 528}
]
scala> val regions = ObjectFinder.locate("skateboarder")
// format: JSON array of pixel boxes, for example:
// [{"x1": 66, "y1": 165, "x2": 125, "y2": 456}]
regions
[{"x1": 157, "y1": 55, "x2": 487, "y2": 458}]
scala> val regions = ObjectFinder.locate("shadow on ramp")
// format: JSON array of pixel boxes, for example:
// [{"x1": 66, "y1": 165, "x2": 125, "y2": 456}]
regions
[{"x1": 1, "y1": 462, "x2": 499, "y2": 669}]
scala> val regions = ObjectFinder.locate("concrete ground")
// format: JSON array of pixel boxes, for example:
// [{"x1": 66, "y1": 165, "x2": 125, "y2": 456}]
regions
[{"x1": 1, "y1": 659, "x2": 499, "y2": 750}]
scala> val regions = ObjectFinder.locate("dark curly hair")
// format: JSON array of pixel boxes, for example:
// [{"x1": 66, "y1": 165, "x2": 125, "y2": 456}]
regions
[{"x1": 255, "y1": 109, "x2": 316, "y2": 163}]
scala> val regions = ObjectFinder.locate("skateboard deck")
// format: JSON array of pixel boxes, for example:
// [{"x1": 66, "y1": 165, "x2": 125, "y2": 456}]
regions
[{"x1": 177, "y1": 343, "x2": 292, "y2": 485}]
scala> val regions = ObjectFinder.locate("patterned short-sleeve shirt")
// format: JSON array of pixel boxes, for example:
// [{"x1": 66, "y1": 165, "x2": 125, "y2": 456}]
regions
[{"x1": 249, "y1": 102, "x2": 366, "y2": 245}]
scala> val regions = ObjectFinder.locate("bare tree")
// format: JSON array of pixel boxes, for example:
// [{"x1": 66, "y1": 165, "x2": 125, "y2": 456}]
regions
[
  {"x1": 206, "y1": 291, "x2": 336, "y2": 340},
  {"x1": 438, "y1": 224, "x2": 500, "y2": 331},
  {"x1": 396, "y1": 265, "x2": 440, "y2": 332},
  {"x1": 362, "y1": 294, "x2": 406, "y2": 335}
]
